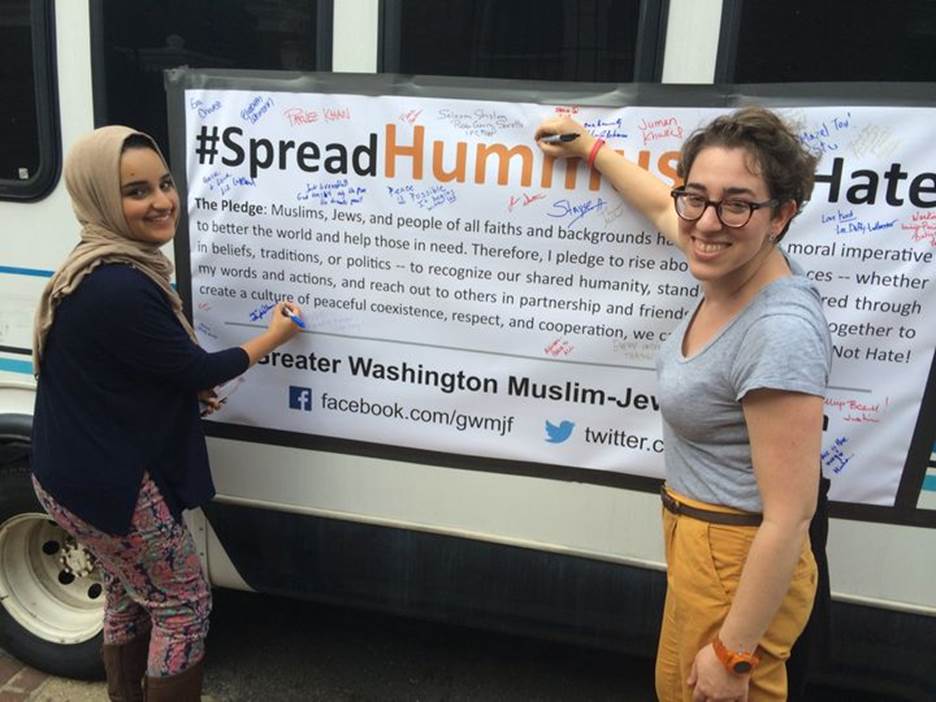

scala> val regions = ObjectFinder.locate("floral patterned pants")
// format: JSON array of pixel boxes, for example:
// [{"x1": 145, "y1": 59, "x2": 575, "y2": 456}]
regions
[{"x1": 33, "y1": 473, "x2": 211, "y2": 677}]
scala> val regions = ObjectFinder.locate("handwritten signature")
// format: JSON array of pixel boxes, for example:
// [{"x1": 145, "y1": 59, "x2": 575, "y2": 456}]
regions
[
  {"x1": 821, "y1": 435, "x2": 853, "y2": 474},
  {"x1": 241, "y1": 96, "x2": 275, "y2": 125},
  {"x1": 508, "y1": 192, "x2": 546, "y2": 212},
  {"x1": 545, "y1": 338, "x2": 574, "y2": 357},
  {"x1": 190, "y1": 98, "x2": 221, "y2": 119},
  {"x1": 249, "y1": 302, "x2": 275, "y2": 322},
  {"x1": 547, "y1": 197, "x2": 607, "y2": 225},
  {"x1": 833, "y1": 218, "x2": 898, "y2": 235},
  {"x1": 283, "y1": 106, "x2": 352, "y2": 126}
]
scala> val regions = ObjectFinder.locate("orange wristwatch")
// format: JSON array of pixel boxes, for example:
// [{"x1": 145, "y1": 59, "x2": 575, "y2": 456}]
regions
[{"x1": 712, "y1": 636, "x2": 760, "y2": 675}]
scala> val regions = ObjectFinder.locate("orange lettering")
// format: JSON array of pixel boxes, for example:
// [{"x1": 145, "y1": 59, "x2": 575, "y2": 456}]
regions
[
  {"x1": 540, "y1": 155, "x2": 557, "y2": 188},
  {"x1": 658, "y1": 150, "x2": 682, "y2": 187},
  {"x1": 474, "y1": 144, "x2": 533, "y2": 186},
  {"x1": 432, "y1": 141, "x2": 467, "y2": 183},
  {"x1": 637, "y1": 150, "x2": 651, "y2": 171},
  {"x1": 384, "y1": 124, "x2": 424, "y2": 180},
  {"x1": 563, "y1": 159, "x2": 581, "y2": 189}
]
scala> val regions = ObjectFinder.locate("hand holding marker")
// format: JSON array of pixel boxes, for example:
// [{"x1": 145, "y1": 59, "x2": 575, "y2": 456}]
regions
[
  {"x1": 539, "y1": 133, "x2": 580, "y2": 143},
  {"x1": 282, "y1": 302, "x2": 306, "y2": 329}
]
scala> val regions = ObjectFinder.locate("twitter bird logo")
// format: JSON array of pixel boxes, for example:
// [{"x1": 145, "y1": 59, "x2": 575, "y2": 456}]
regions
[{"x1": 545, "y1": 419, "x2": 575, "y2": 444}]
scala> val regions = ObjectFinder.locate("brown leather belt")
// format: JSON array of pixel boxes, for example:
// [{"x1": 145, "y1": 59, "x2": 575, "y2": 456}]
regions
[{"x1": 661, "y1": 487, "x2": 762, "y2": 527}]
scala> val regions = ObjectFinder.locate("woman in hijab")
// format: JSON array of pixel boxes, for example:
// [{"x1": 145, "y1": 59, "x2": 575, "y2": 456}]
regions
[{"x1": 30, "y1": 126, "x2": 301, "y2": 701}]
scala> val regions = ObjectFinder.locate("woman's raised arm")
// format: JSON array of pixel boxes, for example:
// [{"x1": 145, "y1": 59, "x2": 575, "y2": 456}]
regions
[{"x1": 534, "y1": 115, "x2": 681, "y2": 246}]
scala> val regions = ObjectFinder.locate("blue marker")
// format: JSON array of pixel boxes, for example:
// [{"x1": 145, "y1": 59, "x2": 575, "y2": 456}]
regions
[{"x1": 282, "y1": 304, "x2": 306, "y2": 329}]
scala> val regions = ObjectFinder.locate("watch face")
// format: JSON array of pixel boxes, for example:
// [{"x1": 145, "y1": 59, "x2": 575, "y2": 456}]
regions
[{"x1": 733, "y1": 661, "x2": 753, "y2": 674}]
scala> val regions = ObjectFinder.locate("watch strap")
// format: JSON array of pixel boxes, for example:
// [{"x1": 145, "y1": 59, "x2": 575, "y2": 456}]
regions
[{"x1": 712, "y1": 636, "x2": 760, "y2": 674}]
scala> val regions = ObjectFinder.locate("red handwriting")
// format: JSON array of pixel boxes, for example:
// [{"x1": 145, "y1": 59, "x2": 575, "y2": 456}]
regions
[
  {"x1": 324, "y1": 107, "x2": 351, "y2": 121},
  {"x1": 283, "y1": 108, "x2": 318, "y2": 126},
  {"x1": 826, "y1": 398, "x2": 887, "y2": 425},
  {"x1": 555, "y1": 105, "x2": 580, "y2": 115},
  {"x1": 197, "y1": 302, "x2": 212, "y2": 311},
  {"x1": 284, "y1": 107, "x2": 351, "y2": 127},
  {"x1": 399, "y1": 108, "x2": 423, "y2": 124},
  {"x1": 545, "y1": 338, "x2": 574, "y2": 357},
  {"x1": 902, "y1": 211, "x2": 936, "y2": 247},
  {"x1": 825, "y1": 398, "x2": 881, "y2": 413},
  {"x1": 843, "y1": 413, "x2": 880, "y2": 424},
  {"x1": 639, "y1": 116, "x2": 684, "y2": 145},
  {"x1": 508, "y1": 192, "x2": 546, "y2": 212}
]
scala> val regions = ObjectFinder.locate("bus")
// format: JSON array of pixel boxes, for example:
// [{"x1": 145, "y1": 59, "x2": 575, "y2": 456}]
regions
[{"x1": 1, "y1": 2, "x2": 933, "y2": 699}]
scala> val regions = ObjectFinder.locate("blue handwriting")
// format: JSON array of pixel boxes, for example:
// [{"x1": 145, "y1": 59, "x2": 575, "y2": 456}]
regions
[
  {"x1": 190, "y1": 98, "x2": 222, "y2": 119},
  {"x1": 547, "y1": 197, "x2": 607, "y2": 225},
  {"x1": 196, "y1": 322, "x2": 217, "y2": 340},
  {"x1": 297, "y1": 179, "x2": 367, "y2": 205},
  {"x1": 241, "y1": 96, "x2": 275, "y2": 124},
  {"x1": 583, "y1": 117, "x2": 628, "y2": 140},
  {"x1": 798, "y1": 113, "x2": 852, "y2": 155},
  {"x1": 821, "y1": 209, "x2": 855, "y2": 224},
  {"x1": 388, "y1": 183, "x2": 456, "y2": 211},
  {"x1": 833, "y1": 218, "x2": 898, "y2": 235},
  {"x1": 202, "y1": 170, "x2": 256, "y2": 196},
  {"x1": 249, "y1": 302, "x2": 275, "y2": 322},
  {"x1": 821, "y1": 436, "x2": 852, "y2": 474}
]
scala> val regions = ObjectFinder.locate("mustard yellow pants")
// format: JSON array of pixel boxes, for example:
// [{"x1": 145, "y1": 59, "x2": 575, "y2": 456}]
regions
[{"x1": 655, "y1": 489, "x2": 817, "y2": 702}]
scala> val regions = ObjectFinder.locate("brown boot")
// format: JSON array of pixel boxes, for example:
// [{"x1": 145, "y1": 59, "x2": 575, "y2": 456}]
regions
[
  {"x1": 102, "y1": 632, "x2": 149, "y2": 702},
  {"x1": 143, "y1": 658, "x2": 204, "y2": 702}
]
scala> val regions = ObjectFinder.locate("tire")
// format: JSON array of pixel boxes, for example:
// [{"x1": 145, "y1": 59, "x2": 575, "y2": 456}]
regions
[{"x1": 0, "y1": 460, "x2": 105, "y2": 680}]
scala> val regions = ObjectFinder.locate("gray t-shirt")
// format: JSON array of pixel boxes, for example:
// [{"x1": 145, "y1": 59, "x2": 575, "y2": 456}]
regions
[{"x1": 655, "y1": 260, "x2": 832, "y2": 512}]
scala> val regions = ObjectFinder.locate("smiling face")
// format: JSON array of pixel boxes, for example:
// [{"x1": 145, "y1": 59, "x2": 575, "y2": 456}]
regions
[
  {"x1": 119, "y1": 146, "x2": 179, "y2": 245},
  {"x1": 679, "y1": 146, "x2": 794, "y2": 291}
]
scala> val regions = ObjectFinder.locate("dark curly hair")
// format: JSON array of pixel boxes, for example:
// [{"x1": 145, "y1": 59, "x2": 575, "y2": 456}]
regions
[{"x1": 677, "y1": 106, "x2": 818, "y2": 241}]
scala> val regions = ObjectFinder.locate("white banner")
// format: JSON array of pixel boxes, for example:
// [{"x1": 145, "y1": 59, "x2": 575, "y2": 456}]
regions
[{"x1": 182, "y1": 88, "x2": 935, "y2": 507}]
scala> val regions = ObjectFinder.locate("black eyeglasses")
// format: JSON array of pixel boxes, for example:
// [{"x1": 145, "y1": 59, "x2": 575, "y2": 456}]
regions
[{"x1": 671, "y1": 189, "x2": 778, "y2": 228}]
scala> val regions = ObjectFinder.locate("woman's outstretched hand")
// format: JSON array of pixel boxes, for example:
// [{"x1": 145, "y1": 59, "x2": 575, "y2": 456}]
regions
[
  {"x1": 240, "y1": 300, "x2": 305, "y2": 366},
  {"x1": 534, "y1": 116, "x2": 595, "y2": 160},
  {"x1": 268, "y1": 301, "x2": 303, "y2": 344}
]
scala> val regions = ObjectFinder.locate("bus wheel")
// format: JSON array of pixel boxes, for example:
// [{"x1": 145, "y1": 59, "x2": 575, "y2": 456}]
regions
[{"x1": 0, "y1": 462, "x2": 105, "y2": 680}]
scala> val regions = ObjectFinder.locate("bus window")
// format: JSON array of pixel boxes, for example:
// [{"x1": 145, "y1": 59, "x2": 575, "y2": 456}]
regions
[
  {"x1": 380, "y1": 0, "x2": 665, "y2": 82},
  {"x1": 719, "y1": 0, "x2": 936, "y2": 82},
  {"x1": 0, "y1": 0, "x2": 59, "y2": 201},
  {"x1": 92, "y1": 0, "x2": 331, "y2": 160}
]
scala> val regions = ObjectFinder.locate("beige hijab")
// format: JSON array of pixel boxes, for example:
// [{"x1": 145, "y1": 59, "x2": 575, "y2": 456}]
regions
[{"x1": 32, "y1": 125, "x2": 196, "y2": 374}]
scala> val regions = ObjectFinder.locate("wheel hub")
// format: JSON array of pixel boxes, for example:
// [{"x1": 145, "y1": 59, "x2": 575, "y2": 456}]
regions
[
  {"x1": 60, "y1": 538, "x2": 96, "y2": 578},
  {"x1": 0, "y1": 512, "x2": 104, "y2": 644}
]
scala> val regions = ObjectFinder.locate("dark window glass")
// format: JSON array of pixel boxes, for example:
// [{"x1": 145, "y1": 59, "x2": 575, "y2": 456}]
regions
[
  {"x1": 0, "y1": 0, "x2": 41, "y2": 184},
  {"x1": 96, "y1": 0, "x2": 323, "y2": 159},
  {"x1": 384, "y1": 0, "x2": 652, "y2": 82},
  {"x1": 731, "y1": 0, "x2": 936, "y2": 82}
]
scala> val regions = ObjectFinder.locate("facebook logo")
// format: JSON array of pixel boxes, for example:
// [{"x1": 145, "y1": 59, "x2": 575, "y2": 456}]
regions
[{"x1": 288, "y1": 386, "x2": 312, "y2": 411}]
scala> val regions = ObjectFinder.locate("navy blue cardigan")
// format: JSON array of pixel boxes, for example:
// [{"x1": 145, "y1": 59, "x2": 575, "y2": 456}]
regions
[{"x1": 31, "y1": 264, "x2": 249, "y2": 535}]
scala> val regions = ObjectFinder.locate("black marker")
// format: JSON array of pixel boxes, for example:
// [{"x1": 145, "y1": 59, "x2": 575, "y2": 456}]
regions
[{"x1": 540, "y1": 133, "x2": 580, "y2": 143}]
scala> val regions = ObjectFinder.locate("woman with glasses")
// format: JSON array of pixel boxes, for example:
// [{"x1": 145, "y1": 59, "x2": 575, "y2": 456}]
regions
[{"x1": 536, "y1": 107, "x2": 831, "y2": 702}]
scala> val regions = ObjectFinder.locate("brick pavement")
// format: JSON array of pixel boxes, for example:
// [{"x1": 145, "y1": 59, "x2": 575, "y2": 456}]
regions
[
  {"x1": 0, "y1": 653, "x2": 48, "y2": 701},
  {"x1": 0, "y1": 652, "x2": 105, "y2": 701}
]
